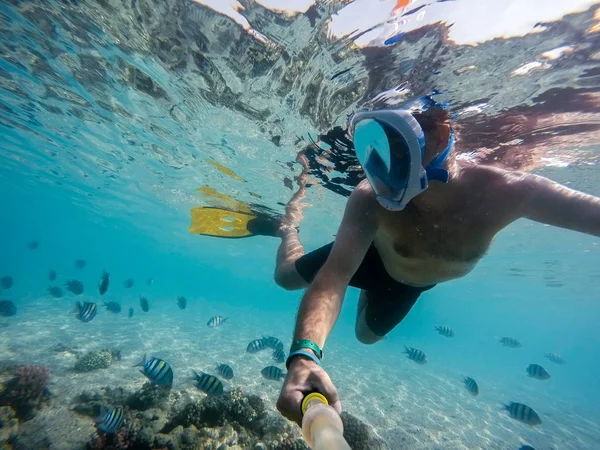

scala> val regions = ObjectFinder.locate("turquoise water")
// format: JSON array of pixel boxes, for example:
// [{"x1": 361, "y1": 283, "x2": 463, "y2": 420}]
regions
[{"x1": 1, "y1": 1, "x2": 600, "y2": 449}]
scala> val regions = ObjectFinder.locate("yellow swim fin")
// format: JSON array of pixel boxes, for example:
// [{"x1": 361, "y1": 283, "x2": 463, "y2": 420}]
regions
[{"x1": 189, "y1": 207, "x2": 280, "y2": 239}]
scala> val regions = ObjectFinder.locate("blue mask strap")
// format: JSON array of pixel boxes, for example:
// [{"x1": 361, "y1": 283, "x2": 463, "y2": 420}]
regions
[{"x1": 425, "y1": 132, "x2": 455, "y2": 183}]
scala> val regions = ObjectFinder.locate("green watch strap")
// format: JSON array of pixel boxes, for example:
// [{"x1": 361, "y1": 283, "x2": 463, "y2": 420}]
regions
[{"x1": 290, "y1": 339, "x2": 323, "y2": 359}]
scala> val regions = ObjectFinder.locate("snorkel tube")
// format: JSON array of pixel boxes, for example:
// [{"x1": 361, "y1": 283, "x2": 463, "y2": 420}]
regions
[{"x1": 301, "y1": 393, "x2": 351, "y2": 450}]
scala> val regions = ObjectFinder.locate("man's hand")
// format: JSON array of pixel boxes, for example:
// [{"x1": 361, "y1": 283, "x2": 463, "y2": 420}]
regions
[{"x1": 277, "y1": 356, "x2": 342, "y2": 426}]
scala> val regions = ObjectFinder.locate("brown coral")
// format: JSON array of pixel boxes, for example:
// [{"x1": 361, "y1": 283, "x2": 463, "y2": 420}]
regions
[{"x1": 0, "y1": 365, "x2": 51, "y2": 421}]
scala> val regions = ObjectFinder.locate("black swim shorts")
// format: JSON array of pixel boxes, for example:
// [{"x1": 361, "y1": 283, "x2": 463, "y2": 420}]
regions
[{"x1": 295, "y1": 242, "x2": 435, "y2": 336}]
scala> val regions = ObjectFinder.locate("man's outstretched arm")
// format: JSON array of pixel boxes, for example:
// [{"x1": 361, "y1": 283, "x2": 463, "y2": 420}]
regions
[{"x1": 516, "y1": 173, "x2": 600, "y2": 237}]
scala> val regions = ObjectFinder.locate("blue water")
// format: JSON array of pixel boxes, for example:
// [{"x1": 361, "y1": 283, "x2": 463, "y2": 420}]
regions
[{"x1": 2, "y1": 1, "x2": 600, "y2": 449}]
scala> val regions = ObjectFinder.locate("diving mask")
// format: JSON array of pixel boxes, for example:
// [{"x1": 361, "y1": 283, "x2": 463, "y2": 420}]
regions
[{"x1": 348, "y1": 108, "x2": 455, "y2": 211}]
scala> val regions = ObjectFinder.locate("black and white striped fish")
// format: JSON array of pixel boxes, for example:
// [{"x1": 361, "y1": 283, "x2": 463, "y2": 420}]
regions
[
  {"x1": 96, "y1": 406, "x2": 124, "y2": 434},
  {"x1": 272, "y1": 348, "x2": 286, "y2": 364},
  {"x1": 503, "y1": 402, "x2": 541, "y2": 426},
  {"x1": 123, "y1": 278, "x2": 134, "y2": 289},
  {"x1": 404, "y1": 346, "x2": 427, "y2": 364},
  {"x1": 435, "y1": 325, "x2": 455, "y2": 338},
  {"x1": 66, "y1": 279, "x2": 84, "y2": 295},
  {"x1": 526, "y1": 364, "x2": 550, "y2": 380},
  {"x1": 75, "y1": 259, "x2": 86, "y2": 269},
  {"x1": 74, "y1": 301, "x2": 97, "y2": 322},
  {"x1": 207, "y1": 316, "x2": 227, "y2": 328},
  {"x1": 193, "y1": 370, "x2": 224, "y2": 395},
  {"x1": 139, "y1": 295, "x2": 149, "y2": 312},
  {"x1": 262, "y1": 335, "x2": 284, "y2": 351},
  {"x1": 498, "y1": 337, "x2": 521, "y2": 348},
  {"x1": 247, "y1": 339, "x2": 267, "y2": 353},
  {"x1": 216, "y1": 363, "x2": 234, "y2": 380},
  {"x1": 135, "y1": 355, "x2": 173, "y2": 386},
  {"x1": 98, "y1": 271, "x2": 109, "y2": 296},
  {"x1": 48, "y1": 269, "x2": 57, "y2": 281},
  {"x1": 261, "y1": 365, "x2": 285, "y2": 381},
  {"x1": 544, "y1": 353, "x2": 565, "y2": 365},
  {"x1": 463, "y1": 376, "x2": 479, "y2": 396}
]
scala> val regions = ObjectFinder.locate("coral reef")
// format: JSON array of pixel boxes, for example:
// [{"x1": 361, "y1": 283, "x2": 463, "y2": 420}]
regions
[
  {"x1": 0, "y1": 365, "x2": 51, "y2": 421},
  {"x1": 74, "y1": 349, "x2": 121, "y2": 372},
  {"x1": 74, "y1": 385, "x2": 309, "y2": 450},
  {"x1": 0, "y1": 300, "x2": 17, "y2": 317},
  {"x1": 341, "y1": 412, "x2": 389, "y2": 450},
  {"x1": 0, "y1": 406, "x2": 19, "y2": 447}
]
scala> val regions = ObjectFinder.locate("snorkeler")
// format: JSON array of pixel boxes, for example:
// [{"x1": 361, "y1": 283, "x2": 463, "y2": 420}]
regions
[{"x1": 274, "y1": 101, "x2": 600, "y2": 425}]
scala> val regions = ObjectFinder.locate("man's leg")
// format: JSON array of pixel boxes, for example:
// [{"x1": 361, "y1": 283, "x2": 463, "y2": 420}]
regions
[
  {"x1": 355, "y1": 291, "x2": 385, "y2": 344},
  {"x1": 355, "y1": 285, "x2": 432, "y2": 344},
  {"x1": 274, "y1": 155, "x2": 311, "y2": 291}
]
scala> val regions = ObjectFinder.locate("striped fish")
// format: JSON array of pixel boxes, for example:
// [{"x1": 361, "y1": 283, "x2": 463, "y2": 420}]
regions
[
  {"x1": 261, "y1": 365, "x2": 285, "y2": 381},
  {"x1": 262, "y1": 335, "x2": 284, "y2": 351},
  {"x1": 96, "y1": 406, "x2": 124, "y2": 434},
  {"x1": 526, "y1": 364, "x2": 550, "y2": 380},
  {"x1": 74, "y1": 301, "x2": 97, "y2": 322},
  {"x1": 272, "y1": 348, "x2": 286, "y2": 364},
  {"x1": 135, "y1": 355, "x2": 173, "y2": 386},
  {"x1": 498, "y1": 337, "x2": 521, "y2": 348},
  {"x1": 247, "y1": 339, "x2": 267, "y2": 353},
  {"x1": 435, "y1": 325, "x2": 455, "y2": 338},
  {"x1": 66, "y1": 279, "x2": 84, "y2": 295},
  {"x1": 503, "y1": 402, "x2": 542, "y2": 426},
  {"x1": 216, "y1": 363, "x2": 234, "y2": 380},
  {"x1": 193, "y1": 370, "x2": 224, "y2": 395},
  {"x1": 139, "y1": 295, "x2": 149, "y2": 312},
  {"x1": 128, "y1": 307, "x2": 134, "y2": 318},
  {"x1": 544, "y1": 352, "x2": 565, "y2": 365},
  {"x1": 98, "y1": 271, "x2": 109, "y2": 296},
  {"x1": 48, "y1": 269, "x2": 57, "y2": 281},
  {"x1": 207, "y1": 316, "x2": 227, "y2": 328},
  {"x1": 463, "y1": 376, "x2": 479, "y2": 396},
  {"x1": 404, "y1": 346, "x2": 427, "y2": 364}
]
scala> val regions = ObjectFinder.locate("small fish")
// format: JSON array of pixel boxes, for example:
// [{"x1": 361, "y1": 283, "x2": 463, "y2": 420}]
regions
[
  {"x1": 503, "y1": 402, "x2": 542, "y2": 426},
  {"x1": 1, "y1": 276, "x2": 13, "y2": 290},
  {"x1": 207, "y1": 316, "x2": 227, "y2": 328},
  {"x1": 147, "y1": 277, "x2": 153, "y2": 286},
  {"x1": 66, "y1": 279, "x2": 84, "y2": 295},
  {"x1": 96, "y1": 406, "x2": 124, "y2": 434},
  {"x1": 98, "y1": 271, "x2": 109, "y2": 296},
  {"x1": 140, "y1": 295, "x2": 149, "y2": 312},
  {"x1": 216, "y1": 363, "x2": 234, "y2": 380},
  {"x1": 47, "y1": 286, "x2": 63, "y2": 298},
  {"x1": 135, "y1": 354, "x2": 173, "y2": 386},
  {"x1": 435, "y1": 325, "x2": 455, "y2": 338},
  {"x1": 261, "y1": 365, "x2": 286, "y2": 381},
  {"x1": 103, "y1": 301, "x2": 122, "y2": 314},
  {"x1": 463, "y1": 376, "x2": 479, "y2": 396},
  {"x1": 404, "y1": 346, "x2": 427, "y2": 364},
  {"x1": 519, "y1": 445, "x2": 536, "y2": 450},
  {"x1": 123, "y1": 278, "x2": 134, "y2": 289},
  {"x1": 247, "y1": 339, "x2": 267, "y2": 353},
  {"x1": 74, "y1": 301, "x2": 97, "y2": 322},
  {"x1": 28, "y1": 240, "x2": 39, "y2": 249},
  {"x1": 262, "y1": 335, "x2": 284, "y2": 351},
  {"x1": 526, "y1": 364, "x2": 550, "y2": 380},
  {"x1": 48, "y1": 269, "x2": 57, "y2": 281},
  {"x1": 272, "y1": 348, "x2": 286, "y2": 364},
  {"x1": 498, "y1": 337, "x2": 521, "y2": 348},
  {"x1": 75, "y1": 259, "x2": 86, "y2": 269},
  {"x1": 544, "y1": 352, "x2": 565, "y2": 365},
  {"x1": 128, "y1": 307, "x2": 134, "y2": 318},
  {"x1": 177, "y1": 296, "x2": 186, "y2": 310},
  {"x1": 193, "y1": 370, "x2": 224, "y2": 395}
]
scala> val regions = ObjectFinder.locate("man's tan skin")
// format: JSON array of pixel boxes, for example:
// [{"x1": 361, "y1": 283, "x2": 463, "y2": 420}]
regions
[{"x1": 273, "y1": 110, "x2": 600, "y2": 425}]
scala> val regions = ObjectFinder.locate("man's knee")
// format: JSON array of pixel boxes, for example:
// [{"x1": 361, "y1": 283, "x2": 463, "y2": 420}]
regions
[
  {"x1": 274, "y1": 264, "x2": 306, "y2": 291},
  {"x1": 355, "y1": 312, "x2": 384, "y2": 345}
]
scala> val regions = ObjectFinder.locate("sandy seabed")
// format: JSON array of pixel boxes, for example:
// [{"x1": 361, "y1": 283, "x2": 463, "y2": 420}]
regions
[{"x1": 1, "y1": 296, "x2": 599, "y2": 450}]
